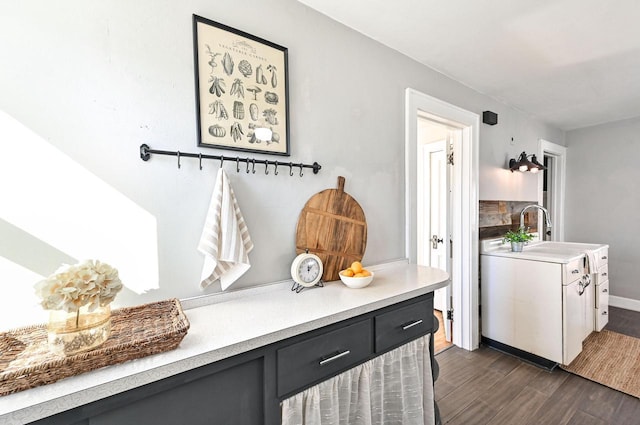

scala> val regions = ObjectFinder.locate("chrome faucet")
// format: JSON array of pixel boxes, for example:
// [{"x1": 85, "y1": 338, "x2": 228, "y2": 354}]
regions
[{"x1": 519, "y1": 204, "x2": 552, "y2": 230}]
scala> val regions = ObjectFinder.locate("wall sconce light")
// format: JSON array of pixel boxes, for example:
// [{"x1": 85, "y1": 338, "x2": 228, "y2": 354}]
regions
[{"x1": 509, "y1": 151, "x2": 546, "y2": 173}]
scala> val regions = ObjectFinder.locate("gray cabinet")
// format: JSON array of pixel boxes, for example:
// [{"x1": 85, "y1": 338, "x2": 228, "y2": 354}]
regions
[
  {"x1": 31, "y1": 293, "x2": 438, "y2": 425},
  {"x1": 31, "y1": 351, "x2": 270, "y2": 425},
  {"x1": 90, "y1": 357, "x2": 264, "y2": 425}
]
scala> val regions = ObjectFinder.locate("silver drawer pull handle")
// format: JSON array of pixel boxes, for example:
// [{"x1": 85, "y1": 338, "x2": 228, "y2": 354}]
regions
[
  {"x1": 602, "y1": 272, "x2": 608, "y2": 276},
  {"x1": 603, "y1": 288, "x2": 608, "y2": 293},
  {"x1": 602, "y1": 311, "x2": 608, "y2": 316},
  {"x1": 602, "y1": 256, "x2": 607, "y2": 260},
  {"x1": 572, "y1": 269, "x2": 580, "y2": 274},
  {"x1": 319, "y1": 350, "x2": 351, "y2": 366},
  {"x1": 402, "y1": 319, "x2": 424, "y2": 330}
]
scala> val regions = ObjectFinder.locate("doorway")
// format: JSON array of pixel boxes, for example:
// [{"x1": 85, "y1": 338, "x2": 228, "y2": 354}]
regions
[
  {"x1": 405, "y1": 89, "x2": 480, "y2": 351},
  {"x1": 538, "y1": 139, "x2": 566, "y2": 241}
]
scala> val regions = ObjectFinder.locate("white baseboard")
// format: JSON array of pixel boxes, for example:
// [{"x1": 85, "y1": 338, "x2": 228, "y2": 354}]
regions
[{"x1": 609, "y1": 295, "x2": 640, "y2": 312}]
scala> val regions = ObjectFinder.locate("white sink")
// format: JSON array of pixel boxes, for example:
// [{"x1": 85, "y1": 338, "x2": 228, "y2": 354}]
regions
[
  {"x1": 480, "y1": 239, "x2": 608, "y2": 264},
  {"x1": 526, "y1": 241, "x2": 604, "y2": 252}
]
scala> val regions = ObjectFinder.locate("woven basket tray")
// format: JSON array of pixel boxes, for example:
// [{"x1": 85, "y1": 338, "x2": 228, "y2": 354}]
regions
[{"x1": 0, "y1": 298, "x2": 190, "y2": 396}]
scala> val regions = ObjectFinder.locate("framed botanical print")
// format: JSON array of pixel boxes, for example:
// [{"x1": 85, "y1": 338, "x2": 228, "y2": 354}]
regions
[{"x1": 193, "y1": 15, "x2": 290, "y2": 156}]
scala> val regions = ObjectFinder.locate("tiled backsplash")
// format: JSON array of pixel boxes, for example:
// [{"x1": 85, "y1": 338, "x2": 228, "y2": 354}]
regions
[{"x1": 479, "y1": 200, "x2": 538, "y2": 239}]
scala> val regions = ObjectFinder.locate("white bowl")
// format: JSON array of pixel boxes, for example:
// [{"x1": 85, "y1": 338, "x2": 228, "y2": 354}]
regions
[{"x1": 339, "y1": 271, "x2": 374, "y2": 289}]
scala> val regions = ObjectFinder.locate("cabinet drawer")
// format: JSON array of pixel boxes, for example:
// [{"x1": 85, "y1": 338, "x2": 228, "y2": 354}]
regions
[
  {"x1": 595, "y1": 280, "x2": 609, "y2": 331},
  {"x1": 597, "y1": 264, "x2": 609, "y2": 284},
  {"x1": 596, "y1": 279, "x2": 609, "y2": 307},
  {"x1": 276, "y1": 319, "x2": 372, "y2": 397},
  {"x1": 375, "y1": 298, "x2": 433, "y2": 353},
  {"x1": 563, "y1": 258, "x2": 584, "y2": 284},
  {"x1": 597, "y1": 248, "x2": 609, "y2": 267}
]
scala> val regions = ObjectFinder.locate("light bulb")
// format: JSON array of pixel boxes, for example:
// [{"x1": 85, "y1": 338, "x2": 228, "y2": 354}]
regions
[
  {"x1": 530, "y1": 167, "x2": 539, "y2": 174},
  {"x1": 519, "y1": 164, "x2": 528, "y2": 172}
]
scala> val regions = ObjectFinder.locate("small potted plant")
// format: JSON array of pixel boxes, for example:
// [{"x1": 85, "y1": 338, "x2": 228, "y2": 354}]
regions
[{"x1": 503, "y1": 227, "x2": 534, "y2": 252}]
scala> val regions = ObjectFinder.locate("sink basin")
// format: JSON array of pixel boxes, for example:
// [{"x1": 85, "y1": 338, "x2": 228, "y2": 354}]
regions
[
  {"x1": 526, "y1": 241, "x2": 604, "y2": 252},
  {"x1": 480, "y1": 239, "x2": 608, "y2": 264}
]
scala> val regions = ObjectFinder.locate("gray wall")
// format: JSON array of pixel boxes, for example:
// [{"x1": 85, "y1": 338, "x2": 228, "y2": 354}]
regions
[
  {"x1": 565, "y1": 116, "x2": 640, "y2": 301},
  {"x1": 0, "y1": 0, "x2": 564, "y2": 324}
]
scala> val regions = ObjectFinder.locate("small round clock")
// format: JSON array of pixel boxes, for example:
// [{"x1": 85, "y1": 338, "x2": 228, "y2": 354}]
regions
[{"x1": 291, "y1": 250, "x2": 323, "y2": 287}]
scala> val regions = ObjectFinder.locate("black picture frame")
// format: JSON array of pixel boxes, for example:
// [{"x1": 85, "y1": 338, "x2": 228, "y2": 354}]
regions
[{"x1": 193, "y1": 14, "x2": 290, "y2": 156}]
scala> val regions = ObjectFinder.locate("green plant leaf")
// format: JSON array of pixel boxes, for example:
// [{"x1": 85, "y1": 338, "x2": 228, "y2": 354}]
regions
[{"x1": 503, "y1": 227, "x2": 534, "y2": 243}]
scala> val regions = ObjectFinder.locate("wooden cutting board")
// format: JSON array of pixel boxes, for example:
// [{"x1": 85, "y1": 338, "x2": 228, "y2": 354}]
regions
[{"x1": 296, "y1": 176, "x2": 367, "y2": 282}]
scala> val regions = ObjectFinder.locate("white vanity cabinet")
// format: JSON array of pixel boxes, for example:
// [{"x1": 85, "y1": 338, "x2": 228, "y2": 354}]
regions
[
  {"x1": 594, "y1": 247, "x2": 610, "y2": 331},
  {"x1": 481, "y1": 254, "x2": 590, "y2": 366}
]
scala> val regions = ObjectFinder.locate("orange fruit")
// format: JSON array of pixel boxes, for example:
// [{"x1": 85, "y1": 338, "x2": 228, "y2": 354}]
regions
[
  {"x1": 351, "y1": 261, "x2": 363, "y2": 274},
  {"x1": 342, "y1": 268, "x2": 354, "y2": 277},
  {"x1": 360, "y1": 269, "x2": 371, "y2": 277},
  {"x1": 354, "y1": 272, "x2": 365, "y2": 277}
]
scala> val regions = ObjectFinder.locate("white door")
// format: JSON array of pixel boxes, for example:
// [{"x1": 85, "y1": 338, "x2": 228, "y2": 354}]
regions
[
  {"x1": 420, "y1": 135, "x2": 452, "y2": 342},
  {"x1": 425, "y1": 141, "x2": 447, "y2": 270},
  {"x1": 563, "y1": 280, "x2": 585, "y2": 365}
]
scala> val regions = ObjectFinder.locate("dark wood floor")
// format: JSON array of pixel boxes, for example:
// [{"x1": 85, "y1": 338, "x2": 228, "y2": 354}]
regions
[
  {"x1": 435, "y1": 307, "x2": 640, "y2": 424},
  {"x1": 605, "y1": 306, "x2": 640, "y2": 339}
]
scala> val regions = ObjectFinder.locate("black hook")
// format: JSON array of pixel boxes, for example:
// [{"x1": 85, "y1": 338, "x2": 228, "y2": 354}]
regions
[
  {"x1": 289, "y1": 162, "x2": 294, "y2": 176},
  {"x1": 139, "y1": 144, "x2": 151, "y2": 161},
  {"x1": 198, "y1": 153, "x2": 203, "y2": 170},
  {"x1": 252, "y1": 159, "x2": 256, "y2": 174},
  {"x1": 274, "y1": 161, "x2": 279, "y2": 175},
  {"x1": 177, "y1": 151, "x2": 181, "y2": 169},
  {"x1": 265, "y1": 161, "x2": 269, "y2": 175},
  {"x1": 246, "y1": 159, "x2": 250, "y2": 173},
  {"x1": 299, "y1": 164, "x2": 304, "y2": 177},
  {"x1": 236, "y1": 157, "x2": 240, "y2": 173},
  {"x1": 220, "y1": 156, "x2": 224, "y2": 168}
]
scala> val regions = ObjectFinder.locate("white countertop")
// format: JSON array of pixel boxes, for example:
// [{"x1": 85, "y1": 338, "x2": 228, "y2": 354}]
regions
[
  {"x1": 480, "y1": 239, "x2": 609, "y2": 264},
  {"x1": 0, "y1": 261, "x2": 449, "y2": 424}
]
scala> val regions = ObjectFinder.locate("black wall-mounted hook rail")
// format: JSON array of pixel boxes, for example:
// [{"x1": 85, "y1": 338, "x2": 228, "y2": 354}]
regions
[{"x1": 139, "y1": 144, "x2": 322, "y2": 175}]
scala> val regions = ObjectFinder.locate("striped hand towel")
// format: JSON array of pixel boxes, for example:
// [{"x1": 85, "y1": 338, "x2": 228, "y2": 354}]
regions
[
  {"x1": 584, "y1": 249, "x2": 597, "y2": 275},
  {"x1": 198, "y1": 169, "x2": 253, "y2": 290}
]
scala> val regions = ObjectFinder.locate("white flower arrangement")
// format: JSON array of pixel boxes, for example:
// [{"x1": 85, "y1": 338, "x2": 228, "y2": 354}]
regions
[{"x1": 35, "y1": 260, "x2": 123, "y2": 313}]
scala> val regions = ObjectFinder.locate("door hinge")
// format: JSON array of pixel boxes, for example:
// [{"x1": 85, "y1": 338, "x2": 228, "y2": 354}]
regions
[{"x1": 446, "y1": 308, "x2": 454, "y2": 321}]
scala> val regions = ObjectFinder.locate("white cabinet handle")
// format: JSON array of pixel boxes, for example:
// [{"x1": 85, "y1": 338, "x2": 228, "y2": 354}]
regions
[
  {"x1": 402, "y1": 319, "x2": 423, "y2": 330},
  {"x1": 319, "y1": 350, "x2": 350, "y2": 365}
]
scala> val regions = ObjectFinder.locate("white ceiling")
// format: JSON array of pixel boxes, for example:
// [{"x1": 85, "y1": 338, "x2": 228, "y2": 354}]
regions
[{"x1": 298, "y1": 0, "x2": 640, "y2": 130}]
